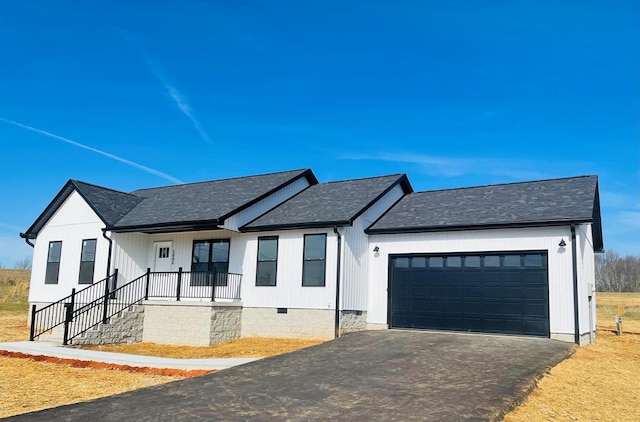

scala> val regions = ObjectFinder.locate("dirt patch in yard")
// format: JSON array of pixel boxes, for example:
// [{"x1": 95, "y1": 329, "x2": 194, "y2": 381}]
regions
[{"x1": 80, "y1": 337, "x2": 326, "y2": 358}]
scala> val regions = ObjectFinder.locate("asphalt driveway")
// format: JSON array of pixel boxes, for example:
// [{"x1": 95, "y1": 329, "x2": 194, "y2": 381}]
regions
[{"x1": 8, "y1": 331, "x2": 573, "y2": 421}]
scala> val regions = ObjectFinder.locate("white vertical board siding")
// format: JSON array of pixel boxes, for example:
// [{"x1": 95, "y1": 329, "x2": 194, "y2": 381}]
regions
[
  {"x1": 112, "y1": 233, "x2": 151, "y2": 283},
  {"x1": 241, "y1": 229, "x2": 338, "y2": 309},
  {"x1": 576, "y1": 223, "x2": 597, "y2": 334},
  {"x1": 221, "y1": 178, "x2": 310, "y2": 231},
  {"x1": 29, "y1": 191, "x2": 108, "y2": 303},
  {"x1": 368, "y1": 226, "x2": 576, "y2": 337},
  {"x1": 341, "y1": 184, "x2": 405, "y2": 311}
]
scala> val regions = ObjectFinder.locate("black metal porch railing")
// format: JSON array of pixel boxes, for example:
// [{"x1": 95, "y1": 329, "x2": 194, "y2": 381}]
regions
[
  {"x1": 29, "y1": 268, "x2": 242, "y2": 345},
  {"x1": 144, "y1": 268, "x2": 242, "y2": 302},
  {"x1": 29, "y1": 271, "x2": 118, "y2": 342}
]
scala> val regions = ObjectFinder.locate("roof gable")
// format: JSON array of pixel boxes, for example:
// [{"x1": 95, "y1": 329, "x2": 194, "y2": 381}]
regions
[
  {"x1": 22, "y1": 180, "x2": 139, "y2": 238},
  {"x1": 111, "y1": 169, "x2": 317, "y2": 232},
  {"x1": 242, "y1": 174, "x2": 412, "y2": 231},
  {"x1": 367, "y1": 175, "x2": 603, "y2": 250}
]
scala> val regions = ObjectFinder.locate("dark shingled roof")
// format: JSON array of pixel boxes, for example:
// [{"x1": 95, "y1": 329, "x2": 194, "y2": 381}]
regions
[
  {"x1": 23, "y1": 169, "x2": 317, "y2": 237},
  {"x1": 366, "y1": 175, "x2": 603, "y2": 250},
  {"x1": 111, "y1": 169, "x2": 316, "y2": 231},
  {"x1": 73, "y1": 181, "x2": 141, "y2": 226},
  {"x1": 242, "y1": 174, "x2": 412, "y2": 231},
  {"x1": 22, "y1": 181, "x2": 140, "y2": 238}
]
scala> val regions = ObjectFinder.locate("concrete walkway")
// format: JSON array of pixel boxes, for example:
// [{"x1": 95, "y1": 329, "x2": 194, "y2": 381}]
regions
[{"x1": 0, "y1": 341, "x2": 259, "y2": 370}]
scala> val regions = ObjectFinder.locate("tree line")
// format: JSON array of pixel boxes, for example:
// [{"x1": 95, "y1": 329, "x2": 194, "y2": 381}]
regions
[{"x1": 596, "y1": 250, "x2": 640, "y2": 292}]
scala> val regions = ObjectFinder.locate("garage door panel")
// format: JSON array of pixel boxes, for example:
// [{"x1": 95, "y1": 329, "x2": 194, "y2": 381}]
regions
[{"x1": 390, "y1": 252, "x2": 549, "y2": 337}]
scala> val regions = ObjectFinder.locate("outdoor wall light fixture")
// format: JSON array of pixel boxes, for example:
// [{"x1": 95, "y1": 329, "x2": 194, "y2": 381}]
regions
[
  {"x1": 373, "y1": 246, "x2": 380, "y2": 253},
  {"x1": 558, "y1": 239, "x2": 567, "y2": 247}
]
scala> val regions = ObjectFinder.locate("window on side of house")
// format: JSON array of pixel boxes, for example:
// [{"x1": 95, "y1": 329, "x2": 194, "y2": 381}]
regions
[
  {"x1": 256, "y1": 236, "x2": 278, "y2": 286},
  {"x1": 78, "y1": 239, "x2": 97, "y2": 284},
  {"x1": 302, "y1": 234, "x2": 326, "y2": 287},
  {"x1": 45, "y1": 241, "x2": 62, "y2": 284},
  {"x1": 191, "y1": 239, "x2": 230, "y2": 286}
]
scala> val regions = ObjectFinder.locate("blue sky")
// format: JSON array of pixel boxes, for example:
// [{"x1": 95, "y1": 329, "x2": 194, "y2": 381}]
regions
[{"x1": 0, "y1": 1, "x2": 638, "y2": 266}]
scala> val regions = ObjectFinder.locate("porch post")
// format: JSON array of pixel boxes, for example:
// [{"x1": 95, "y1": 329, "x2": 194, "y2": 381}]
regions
[
  {"x1": 29, "y1": 304, "x2": 37, "y2": 341},
  {"x1": 176, "y1": 267, "x2": 183, "y2": 301},
  {"x1": 210, "y1": 271, "x2": 216, "y2": 302},
  {"x1": 62, "y1": 288, "x2": 75, "y2": 346},
  {"x1": 144, "y1": 268, "x2": 151, "y2": 300}
]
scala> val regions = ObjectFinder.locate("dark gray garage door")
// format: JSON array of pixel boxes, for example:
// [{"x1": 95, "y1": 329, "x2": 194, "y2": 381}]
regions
[{"x1": 389, "y1": 252, "x2": 549, "y2": 337}]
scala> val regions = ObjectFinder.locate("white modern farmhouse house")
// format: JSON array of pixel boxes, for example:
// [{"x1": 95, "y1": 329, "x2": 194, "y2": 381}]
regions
[{"x1": 21, "y1": 169, "x2": 603, "y2": 346}]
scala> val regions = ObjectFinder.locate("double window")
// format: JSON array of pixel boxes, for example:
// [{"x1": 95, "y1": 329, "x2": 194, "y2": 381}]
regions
[
  {"x1": 302, "y1": 234, "x2": 326, "y2": 286},
  {"x1": 256, "y1": 236, "x2": 278, "y2": 286},
  {"x1": 45, "y1": 241, "x2": 62, "y2": 284},
  {"x1": 78, "y1": 239, "x2": 97, "y2": 284},
  {"x1": 191, "y1": 239, "x2": 230, "y2": 286}
]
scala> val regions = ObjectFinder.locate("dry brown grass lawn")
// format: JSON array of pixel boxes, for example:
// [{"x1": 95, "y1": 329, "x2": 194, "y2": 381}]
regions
[
  {"x1": 0, "y1": 355, "x2": 183, "y2": 418},
  {"x1": 0, "y1": 270, "x2": 182, "y2": 418},
  {"x1": 81, "y1": 337, "x2": 326, "y2": 358},
  {"x1": 504, "y1": 292, "x2": 640, "y2": 422}
]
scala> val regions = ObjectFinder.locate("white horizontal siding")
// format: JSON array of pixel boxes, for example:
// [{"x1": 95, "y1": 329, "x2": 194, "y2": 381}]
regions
[
  {"x1": 368, "y1": 226, "x2": 578, "y2": 338},
  {"x1": 341, "y1": 184, "x2": 405, "y2": 311},
  {"x1": 221, "y1": 177, "x2": 310, "y2": 231},
  {"x1": 29, "y1": 191, "x2": 108, "y2": 303}
]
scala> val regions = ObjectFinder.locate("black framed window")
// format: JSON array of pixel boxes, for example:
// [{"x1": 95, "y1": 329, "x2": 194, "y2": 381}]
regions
[
  {"x1": 302, "y1": 234, "x2": 326, "y2": 287},
  {"x1": 45, "y1": 241, "x2": 62, "y2": 284},
  {"x1": 256, "y1": 236, "x2": 278, "y2": 286},
  {"x1": 78, "y1": 239, "x2": 97, "y2": 284},
  {"x1": 191, "y1": 239, "x2": 230, "y2": 286}
]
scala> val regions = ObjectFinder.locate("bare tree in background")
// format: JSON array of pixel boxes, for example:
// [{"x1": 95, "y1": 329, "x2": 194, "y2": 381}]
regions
[
  {"x1": 14, "y1": 258, "x2": 32, "y2": 270},
  {"x1": 595, "y1": 250, "x2": 640, "y2": 292}
]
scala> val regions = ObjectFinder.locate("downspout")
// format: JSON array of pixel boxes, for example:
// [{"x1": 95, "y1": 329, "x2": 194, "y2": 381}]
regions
[
  {"x1": 19, "y1": 233, "x2": 34, "y2": 248},
  {"x1": 571, "y1": 224, "x2": 580, "y2": 345},
  {"x1": 102, "y1": 229, "x2": 113, "y2": 278},
  {"x1": 333, "y1": 226, "x2": 342, "y2": 339}
]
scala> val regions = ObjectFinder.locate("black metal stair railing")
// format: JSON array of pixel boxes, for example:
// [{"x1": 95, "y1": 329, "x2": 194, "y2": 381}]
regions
[
  {"x1": 29, "y1": 271, "x2": 118, "y2": 341},
  {"x1": 64, "y1": 268, "x2": 243, "y2": 344},
  {"x1": 65, "y1": 271, "x2": 148, "y2": 344},
  {"x1": 30, "y1": 268, "x2": 242, "y2": 345}
]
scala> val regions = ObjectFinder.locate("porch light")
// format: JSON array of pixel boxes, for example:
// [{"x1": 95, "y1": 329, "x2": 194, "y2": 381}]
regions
[
  {"x1": 373, "y1": 246, "x2": 380, "y2": 253},
  {"x1": 558, "y1": 239, "x2": 566, "y2": 247}
]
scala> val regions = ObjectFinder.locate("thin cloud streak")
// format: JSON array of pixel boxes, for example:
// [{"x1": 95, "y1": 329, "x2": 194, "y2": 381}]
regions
[
  {"x1": 342, "y1": 152, "x2": 546, "y2": 180},
  {"x1": 0, "y1": 118, "x2": 184, "y2": 184},
  {"x1": 116, "y1": 28, "x2": 213, "y2": 144}
]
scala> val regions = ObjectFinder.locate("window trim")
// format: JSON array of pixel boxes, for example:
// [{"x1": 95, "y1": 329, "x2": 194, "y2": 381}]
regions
[
  {"x1": 302, "y1": 233, "x2": 327, "y2": 287},
  {"x1": 45, "y1": 241, "x2": 62, "y2": 285},
  {"x1": 256, "y1": 236, "x2": 278, "y2": 286},
  {"x1": 78, "y1": 238, "x2": 97, "y2": 285}
]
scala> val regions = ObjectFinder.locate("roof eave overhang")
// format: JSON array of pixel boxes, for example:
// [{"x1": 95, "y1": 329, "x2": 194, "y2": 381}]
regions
[
  {"x1": 108, "y1": 219, "x2": 223, "y2": 234},
  {"x1": 365, "y1": 219, "x2": 594, "y2": 235},
  {"x1": 240, "y1": 220, "x2": 351, "y2": 233}
]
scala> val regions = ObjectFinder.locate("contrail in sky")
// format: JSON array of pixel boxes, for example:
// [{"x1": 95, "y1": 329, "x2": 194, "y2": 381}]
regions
[
  {"x1": 0, "y1": 117, "x2": 184, "y2": 184},
  {"x1": 116, "y1": 28, "x2": 213, "y2": 144}
]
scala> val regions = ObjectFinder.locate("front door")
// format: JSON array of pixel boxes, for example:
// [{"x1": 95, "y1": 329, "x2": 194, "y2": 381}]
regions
[{"x1": 153, "y1": 241, "x2": 173, "y2": 272}]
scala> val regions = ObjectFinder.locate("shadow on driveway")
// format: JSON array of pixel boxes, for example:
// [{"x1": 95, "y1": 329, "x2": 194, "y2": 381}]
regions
[{"x1": 8, "y1": 330, "x2": 573, "y2": 421}]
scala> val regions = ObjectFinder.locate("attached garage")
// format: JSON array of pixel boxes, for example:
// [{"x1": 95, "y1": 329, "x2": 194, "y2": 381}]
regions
[
  {"x1": 366, "y1": 175, "x2": 604, "y2": 345},
  {"x1": 388, "y1": 252, "x2": 549, "y2": 337}
]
